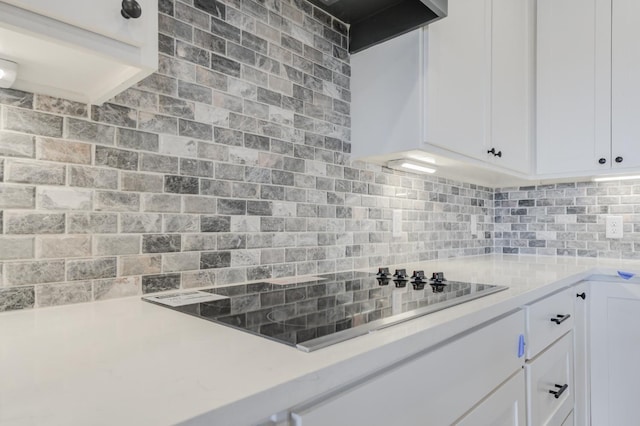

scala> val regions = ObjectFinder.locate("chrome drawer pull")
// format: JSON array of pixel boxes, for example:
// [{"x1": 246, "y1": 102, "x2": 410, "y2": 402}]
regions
[
  {"x1": 549, "y1": 383, "x2": 568, "y2": 399},
  {"x1": 550, "y1": 314, "x2": 570, "y2": 325}
]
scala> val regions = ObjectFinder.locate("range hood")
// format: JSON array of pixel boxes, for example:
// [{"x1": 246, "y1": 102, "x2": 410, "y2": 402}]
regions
[{"x1": 307, "y1": 0, "x2": 447, "y2": 53}]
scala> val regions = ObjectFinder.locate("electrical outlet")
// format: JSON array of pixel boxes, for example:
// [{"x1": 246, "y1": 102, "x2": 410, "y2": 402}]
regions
[
  {"x1": 470, "y1": 215, "x2": 478, "y2": 237},
  {"x1": 606, "y1": 216, "x2": 623, "y2": 239}
]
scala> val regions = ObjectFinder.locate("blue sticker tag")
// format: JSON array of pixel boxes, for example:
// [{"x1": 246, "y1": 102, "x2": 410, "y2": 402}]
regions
[
  {"x1": 618, "y1": 271, "x2": 635, "y2": 280},
  {"x1": 518, "y1": 334, "x2": 525, "y2": 358}
]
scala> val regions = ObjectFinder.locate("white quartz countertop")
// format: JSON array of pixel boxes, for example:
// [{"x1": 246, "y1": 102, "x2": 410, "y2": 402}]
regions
[{"x1": 2, "y1": 254, "x2": 640, "y2": 426}]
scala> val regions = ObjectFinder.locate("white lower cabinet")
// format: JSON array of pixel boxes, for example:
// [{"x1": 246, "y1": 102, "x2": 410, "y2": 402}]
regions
[
  {"x1": 590, "y1": 280, "x2": 640, "y2": 425},
  {"x1": 455, "y1": 370, "x2": 526, "y2": 426},
  {"x1": 525, "y1": 332, "x2": 574, "y2": 426},
  {"x1": 290, "y1": 310, "x2": 524, "y2": 426}
]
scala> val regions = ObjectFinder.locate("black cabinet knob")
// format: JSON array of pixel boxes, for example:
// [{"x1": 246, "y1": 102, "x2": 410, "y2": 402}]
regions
[
  {"x1": 615, "y1": 156, "x2": 624, "y2": 163},
  {"x1": 487, "y1": 148, "x2": 502, "y2": 158},
  {"x1": 598, "y1": 158, "x2": 607, "y2": 165},
  {"x1": 121, "y1": 0, "x2": 142, "y2": 19},
  {"x1": 577, "y1": 292, "x2": 586, "y2": 300}
]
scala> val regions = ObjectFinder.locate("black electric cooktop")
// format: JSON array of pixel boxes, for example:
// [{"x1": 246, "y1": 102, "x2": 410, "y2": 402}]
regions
[{"x1": 143, "y1": 270, "x2": 507, "y2": 352}]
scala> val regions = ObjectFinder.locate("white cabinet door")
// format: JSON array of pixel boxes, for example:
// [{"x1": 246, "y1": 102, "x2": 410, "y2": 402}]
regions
[
  {"x1": 489, "y1": 0, "x2": 534, "y2": 174},
  {"x1": 2, "y1": 0, "x2": 150, "y2": 46},
  {"x1": 425, "y1": 0, "x2": 533, "y2": 174},
  {"x1": 536, "y1": 0, "x2": 611, "y2": 175},
  {"x1": 590, "y1": 281, "x2": 640, "y2": 425},
  {"x1": 526, "y1": 332, "x2": 574, "y2": 426},
  {"x1": 425, "y1": 0, "x2": 489, "y2": 159},
  {"x1": 611, "y1": 0, "x2": 640, "y2": 169},
  {"x1": 351, "y1": 29, "x2": 423, "y2": 160},
  {"x1": 455, "y1": 370, "x2": 526, "y2": 426},
  {"x1": 291, "y1": 310, "x2": 524, "y2": 426}
]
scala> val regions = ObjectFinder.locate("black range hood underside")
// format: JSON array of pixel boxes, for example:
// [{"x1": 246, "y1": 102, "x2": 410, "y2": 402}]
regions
[{"x1": 307, "y1": 0, "x2": 447, "y2": 53}]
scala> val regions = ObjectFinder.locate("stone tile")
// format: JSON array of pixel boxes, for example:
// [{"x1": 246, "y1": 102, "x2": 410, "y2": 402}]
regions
[
  {"x1": 67, "y1": 213, "x2": 117, "y2": 234},
  {"x1": 176, "y1": 40, "x2": 210, "y2": 67},
  {"x1": 120, "y1": 255, "x2": 162, "y2": 276},
  {"x1": 200, "y1": 251, "x2": 231, "y2": 269},
  {"x1": 0, "y1": 132, "x2": 34, "y2": 159},
  {"x1": 183, "y1": 196, "x2": 217, "y2": 213},
  {"x1": 214, "y1": 127, "x2": 244, "y2": 147},
  {"x1": 164, "y1": 175, "x2": 199, "y2": 194},
  {"x1": 68, "y1": 166, "x2": 118, "y2": 190},
  {"x1": 66, "y1": 118, "x2": 115, "y2": 145},
  {"x1": 138, "y1": 112, "x2": 178, "y2": 134},
  {"x1": 38, "y1": 188, "x2": 92, "y2": 210},
  {"x1": 217, "y1": 234, "x2": 246, "y2": 250},
  {"x1": 0, "y1": 185, "x2": 35, "y2": 208},
  {"x1": 217, "y1": 199, "x2": 246, "y2": 214},
  {"x1": 180, "y1": 158, "x2": 213, "y2": 177},
  {"x1": 117, "y1": 128, "x2": 160, "y2": 152},
  {"x1": 181, "y1": 270, "x2": 216, "y2": 288},
  {"x1": 95, "y1": 146, "x2": 139, "y2": 170},
  {"x1": 159, "y1": 135, "x2": 197, "y2": 157},
  {"x1": 0, "y1": 286, "x2": 35, "y2": 312},
  {"x1": 211, "y1": 17, "x2": 241, "y2": 43},
  {"x1": 121, "y1": 172, "x2": 164, "y2": 193},
  {"x1": 112, "y1": 88, "x2": 159, "y2": 111},
  {"x1": 0, "y1": 88, "x2": 33, "y2": 108},
  {"x1": 140, "y1": 153, "x2": 180, "y2": 174},
  {"x1": 5, "y1": 260, "x2": 65, "y2": 285},
  {"x1": 67, "y1": 257, "x2": 117, "y2": 281},
  {"x1": 159, "y1": 95, "x2": 195, "y2": 119},
  {"x1": 164, "y1": 214, "x2": 199, "y2": 232},
  {"x1": 6, "y1": 159, "x2": 65, "y2": 185},
  {"x1": 211, "y1": 54, "x2": 242, "y2": 78},
  {"x1": 95, "y1": 191, "x2": 140, "y2": 212},
  {"x1": 183, "y1": 234, "x2": 217, "y2": 251},
  {"x1": 2, "y1": 107, "x2": 63, "y2": 137},
  {"x1": 36, "y1": 281, "x2": 92, "y2": 307},
  {"x1": 200, "y1": 179, "x2": 232, "y2": 197},
  {"x1": 93, "y1": 277, "x2": 141, "y2": 300},
  {"x1": 0, "y1": 237, "x2": 34, "y2": 260},
  {"x1": 178, "y1": 80, "x2": 213, "y2": 104},
  {"x1": 162, "y1": 252, "x2": 199, "y2": 272},
  {"x1": 142, "y1": 234, "x2": 181, "y2": 253},
  {"x1": 141, "y1": 273, "x2": 181, "y2": 294},
  {"x1": 143, "y1": 194, "x2": 182, "y2": 213},
  {"x1": 36, "y1": 137, "x2": 91, "y2": 164},
  {"x1": 201, "y1": 215, "x2": 231, "y2": 232},
  {"x1": 136, "y1": 74, "x2": 178, "y2": 96},
  {"x1": 35, "y1": 95, "x2": 87, "y2": 117},
  {"x1": 196, "y1": 67, "x2": 228, "y2": 92},
  {"x1": 178, "y1": 119, "x2": 212, "y2": 140},
  {"x1": 121, "y1": 213, "x2": 163, "y2": 233},
  {"x1": 91, "y1": 103, "x2": 137, "y2": 128},
  {"x1": 38, "y1": 235, "x2": 91, "y2": 259},
  {"x1": 94, "y1": 235, "x2": 140, "y2": 256},
  {"x1": 5, "y1": 212, "x2": 65, "y2": 234}
]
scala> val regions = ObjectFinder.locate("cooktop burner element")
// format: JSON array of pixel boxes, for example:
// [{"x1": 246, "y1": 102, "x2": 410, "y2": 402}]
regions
[{"x1": 143, "y1": 270, "x2": 507, "y2": 352}]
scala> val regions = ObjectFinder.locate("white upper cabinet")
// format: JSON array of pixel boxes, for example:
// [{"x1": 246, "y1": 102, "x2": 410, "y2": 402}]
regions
[
  {"x1": 0, "y1": 0, "x2": 158, "y2": 103},
  {"x1": 611, "y1": 0, "x2": 640, "y2": 170},
  {"x1": 425, "y1": 0, "x2": 534, "y2": 175},
  {"x1": 537, "y1": 0, "x2": 640, "y2": 176}
]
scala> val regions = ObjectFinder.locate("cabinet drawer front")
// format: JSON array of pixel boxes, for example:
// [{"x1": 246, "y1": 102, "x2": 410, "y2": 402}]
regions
[
  {"x1": 526, "y1": 331, "x2": 574, "y2": 426},
  {"x1": 561, "y1": 410, "x2": 574, "y2": 426},
  {"x1": 291, "y1": 310, "x2": 524, "y2": 426},
  {"x1": 526, "y1": 288, "x2": 574, "y2": 359}
]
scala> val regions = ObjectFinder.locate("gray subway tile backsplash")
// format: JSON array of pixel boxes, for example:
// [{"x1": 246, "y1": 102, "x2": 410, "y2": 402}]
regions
[{"x1": 0, "y1": 0, "x2": 496, "y2": 312}]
